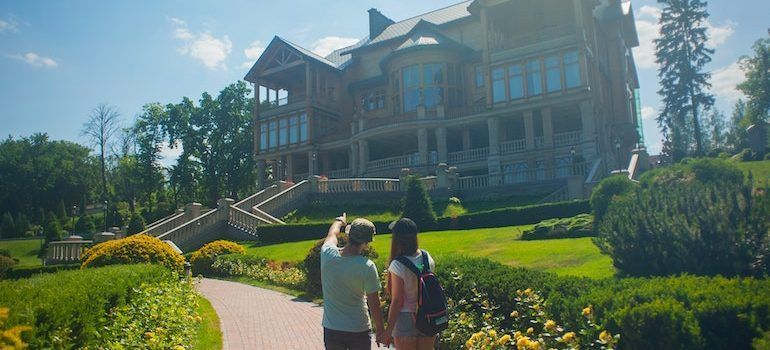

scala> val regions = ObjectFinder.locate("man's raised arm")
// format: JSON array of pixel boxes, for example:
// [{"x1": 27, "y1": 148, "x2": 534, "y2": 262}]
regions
[{"x1": 324, "y1": 212, "x2": 347, "y2": 247}]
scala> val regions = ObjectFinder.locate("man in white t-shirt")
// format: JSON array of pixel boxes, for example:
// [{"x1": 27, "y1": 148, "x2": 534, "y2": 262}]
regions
[{"x1": 321, "y1": 213, "x2": 385, "y2": 350}]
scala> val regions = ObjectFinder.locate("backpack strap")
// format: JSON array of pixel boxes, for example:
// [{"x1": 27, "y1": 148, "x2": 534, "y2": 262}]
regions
[
  {"x1": 419, "y1": 249, "x2": 431, "y2": 273},
  {"x1": 394, "y1": 255, "x2": 422, "y2": 277}
]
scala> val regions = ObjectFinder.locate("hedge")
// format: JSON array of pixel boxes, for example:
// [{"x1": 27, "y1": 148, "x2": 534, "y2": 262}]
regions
[
  {"x1": 436, "y1": 256, "x2": 770, "y2": 350},
  {"x1": 0, "y1": 264, "x2": 171, "y2": 349},
  {"x1": 521, "y1": 214, "x2": 594, "y2": 240},
  {"x1": 258, "y1": 200, "x2": 590, "y2": 244}
]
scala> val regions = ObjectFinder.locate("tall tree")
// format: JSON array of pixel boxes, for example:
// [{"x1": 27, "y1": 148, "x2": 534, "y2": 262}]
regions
[
  {"x1": 737, "y1": 37, "x2": 770, "y2": 124},
  {"x1": 725, "y1": 100, "x2": 750, "y2": 152},
  {"x1": 705, "y1": 109, "x2": 726, "y2": 151},
  {"x1": 654, "y1": 0, "x2": 715, "y2": 158},
  {"x1": 132, "y1": 104, "x2": 166, "y2": 214},
  {"x1": 81, "y1": 104, "x2": 121, "y2": 201}
]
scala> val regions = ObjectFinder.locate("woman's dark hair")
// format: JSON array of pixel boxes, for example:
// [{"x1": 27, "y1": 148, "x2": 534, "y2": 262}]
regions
[{"x1": 387, "y1": 218, "x2": 420, "y2": 295}]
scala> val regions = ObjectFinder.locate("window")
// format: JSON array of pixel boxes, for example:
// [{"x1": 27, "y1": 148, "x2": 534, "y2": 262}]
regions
[
  {"x1": 268, "y1": 120, "x2": 277, "y2": 149},
  {"x1": 423, "y1": 63, "x2": 444, "y2": 108},
  {"x1": 362, "y1": 90, "x2": 385, "y2": 111},
  {"x1": 508, "y1": 64, "x2": 524, "y2": 100},
  {"x1": 564, "y1": 50, "x2": 581, "y2": 88},
  {"x1": 289, "y1": 116, "x2": 298, "y2": 144},
  {"x1": 492, "y1": 67, "x2": 506, "y2": 103},
  {"x1": 545, "y1": 55, "x2": 561, "y2": 93},
  {"x1": 299, "y1": 114, "x2": 308, "y2": 142},
  {"x1": 475, "y1": 65, "x2": 485, "y2": 88},
  {"x1": 403, "y1": 65, "x2": 420, "y2": 112},
  {"x1": 527, "y1": 60, "x2": 542, "y2": 96},
  {"x1": 259, "y1": 123, "x2": 268, "y2": 151},
  {"x1": 279, "y1": 119, "x2": 288, "y2": 146}
]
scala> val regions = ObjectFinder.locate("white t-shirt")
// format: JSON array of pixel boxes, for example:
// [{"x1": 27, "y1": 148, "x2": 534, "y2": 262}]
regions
[{"x1": 388, "y1": 250, "x2": 436, "y2": 313}]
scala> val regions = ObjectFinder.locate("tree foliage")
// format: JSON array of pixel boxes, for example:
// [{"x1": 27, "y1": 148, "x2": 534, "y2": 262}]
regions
[
  {"x1": 737, "y1": 37, "x2": 770, "y2": 124},
  {"x1": 654, "y1": 0, "x2": 715, "y2": 158},
  {"x1": 400, "y1": 175, "x2": 437, "y2": 229}
]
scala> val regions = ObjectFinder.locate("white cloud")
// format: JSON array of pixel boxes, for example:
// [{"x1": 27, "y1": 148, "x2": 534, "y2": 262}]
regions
[
  {"x1": 170, "y1": 17, "x2": 232, "y2": 70},
  {"x1": 241, "y1": 41, "x2": 265, "y2": 68},
  {"x1": 641, "y1": 106, "x2": 656, "y2": 120},
  {"x1": 0, "y1": 19, "x2": 19, "y2": 33},
  {"x1": 711, "y1": 61, "x2": 746, "y2": 104},
  {"x1": 8, "y1": 52, "x2": 58, "y2": 68},
  {"x1": 311, "y1": 36, "x2": 358, "y2": 57},
  {"x1": 159, "y1": 141, "x2": 183, "y2": 168},
  {"x1": 632, "y1": 5, "x2": 735, "y2": 70}
]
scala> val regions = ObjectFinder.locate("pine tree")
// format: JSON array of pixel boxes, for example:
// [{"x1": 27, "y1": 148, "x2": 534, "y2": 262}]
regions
[
  {"x1": 725, "y1": 100, "x2": 749, "y2": 152},
  {"x1": 400, "y1": 175, "x2": 436, "y2": 229},
  {"x1": 705, "y1": 109, "x2": 726, "y2": 151},
  {"x1": 654, "y1": 0, "x2": 715, "y2": 158},
  {"x1": 44, "y1": 211, "x2": 63, "y2": 242},
  {"x1": 127, "y1": 212, "x2": 146, "y2": 235}
]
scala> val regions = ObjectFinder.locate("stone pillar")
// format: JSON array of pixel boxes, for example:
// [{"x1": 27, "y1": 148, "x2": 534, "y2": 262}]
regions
[
  {"x1": 542, "y1": 107, "x2": 553, "y2": 147},
  {"x1": 418, "y1": 128, "x2": 429, "y2": 165},
  {"x1": 217, "y1": 198, "x2": 235, "y2": 218},
  {"x1": 185, "y1": 203, "x2": 202, "y2": 220},
  {"x1": 351, "y1": 142, "x2": 360, "y2": 176},
  {"x1": 436, "y1": 163, "x2": 448, "y2": 189},
  {"x1": 567, "y1": 176, "x2": 584, "y2": 200},
  {"x1": 462, "y1": 127, "x2": 472, "y2": 151},
  {"x1": 524, "y1": 110, "x2": 535, "y2": 150},
  {"x1": 447, "y1": 166, "x2": 458, "y2": 191},
  {"x1": 359, "y1": 139, "x2": 369, "y2": 174},
  {"x1": 487, "y1": 117, "x2": 501, "y2": 176},
  {"x1": 399, "y1": 168, "x2": 411, "y2": 191},
  {"x1": 256, "y1": 159, "x2": 267, "y2": 189},
  {"x1": 286, "y1": 154, "x2": 295, "y2": 182},
  {"x1": 308, "y1": 150, "x2": 318, "y2": 177},
  {"x1": 436, "y1": 127, "x2": 448, "y2": 163},
  {"x1": 579, "y1": 100, "x2": 597, "y2": 159}
]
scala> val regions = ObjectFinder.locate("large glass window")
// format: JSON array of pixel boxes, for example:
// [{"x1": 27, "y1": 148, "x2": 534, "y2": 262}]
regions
[
  {"x1": 492, "y1": 67, "x2": 506, "y2": 103},
  {"x1": 289, "y1": 116, "x2": 298, "y2": 144},
  {"x1": 475, "y1": 65, "x2": 485, "y2": 88},
  {"x1": 259, "y1": 123, "x2": 268, "y2": 151},
  {"x1": 299, "y1": 114, "x2": 308, "y2": 142},
  {"x1": 508, "y1": 64, "x2": 524, "y2": 100},
  {"x1": 363, "y1": 90, "x2": 385, "y2": 111},
  {"x1": 527, "y1": 60, "x2": 542, "y2": 96},
  {"x1": 564, "y1": 50, "x2": 581, "y2": 88},
  {"x1": 403, "y1": 65, "x2": 420, "y2": 112},
  {"x1": 268, "y1": 120, "x2": 277, "y2": 149},
  {"x1": 545, "y1": 55, "x2": 561, "y2": 93},
  {"x1": 279, "y1": 119, "x2": 288, "y2": 146},
  {"x1": 423, "y1": 63, "x2": 444, "y2": 108}
]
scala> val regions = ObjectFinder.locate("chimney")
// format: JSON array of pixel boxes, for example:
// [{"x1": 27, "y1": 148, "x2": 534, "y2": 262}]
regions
[{"x1": 368, "y1": 8, "x2": 394, "y2": 39}]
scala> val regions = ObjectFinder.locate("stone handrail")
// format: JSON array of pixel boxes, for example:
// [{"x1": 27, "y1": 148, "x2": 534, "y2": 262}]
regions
[
  {"x1": 46, "y1": 240, "x2": 91, "y2": 264},
  {"x1": 458, "y1": 174, "x2": 495, "y2": 189},
  {"x1": 251, "y1": 206, "x2": 285, "y2": 225},
  {"x1": 420, "y1": 176, "x2": 438, "y2": 191},
  {"x1": 535, "y1": 136, "x2": 545, "y2": 148},
  {"x1": 156, "y1": 208, "x2": 226, "y2": 251},
  {"x1": 234, "y1": 184, "x2": 282, "y2": 211},
  {"x1": 458, "y1": 162, "x2": 589, "y2": 190},
  {"x1": 448, "y1": 147, "x2": 489, "y2": 163},
  {"x1": 500, "y1": 139, "x2": 526, "y2": 154},
  {"x1": 317, "y1": 178, "x2": 400, "y2": 194},
  {"x1": 142, "y1": 211, "x2": 187, "y2": 237},
  {"x1": 368, "y1": 155, "x2": 413, "y2": 171},
  {"x1": 553, "y1": 131, "x2": 582, "y2": 147},
  {"x1": 229, "y1": 206, "x2": 265, "y2": 236},
  {"x1": 256, "y1": 180, "x2": 311, "y2": 219},
  {"x1": 326, "y1": 168, "x2": 352, "y2": 179}
]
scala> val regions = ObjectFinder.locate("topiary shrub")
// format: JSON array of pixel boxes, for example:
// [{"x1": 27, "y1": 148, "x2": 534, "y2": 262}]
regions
[
  {"x1": 127, "y1": 212, "x2": 145, "y2": 235},
  {"x1": 589, "y1": 175, "x2": 636, "y2": 227},
  {"x1": 74, "y1": 215, "x2": 96, "y2": 235},
  {"x1": 442, "y1": 196, "x2": 467, "y2": 219},
  {"x1": 81, "y1": 234, "x2": 185, "y2": 272},
  {"x1": 43, "y1": 212, "x2": 63, "y2": 242},
  {"x1": 613, "y1": 299, "x2": 703, "y2": 350},
  {"x1": 190, "y1": 240, "x2": 245, "y2": 276},
  {"x1": 401, "y1": 175, "x2": 437, "y2": 229},
  {"x1": 302, "y1": 232, "x2": 378, "y2": 296},
  {"x1": 521, "y1": 214, "x2": 594, "y2": 240}
]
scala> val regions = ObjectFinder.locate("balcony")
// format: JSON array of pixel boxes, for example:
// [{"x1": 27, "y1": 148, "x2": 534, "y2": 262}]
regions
[{"x1": 491, "y1": 25, "x2": 577, "y2": 53}]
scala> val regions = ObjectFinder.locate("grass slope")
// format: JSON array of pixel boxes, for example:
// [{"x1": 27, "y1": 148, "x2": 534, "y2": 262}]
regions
[
  {"x1": 0, "y1": 238, "x2": 43, "y2": 267},
  {"x1": 193, "y1": 294, "x2": 222, "y2": 350},
  {"x1": 242, "y1": 225, "x2": 614, "y2": 279},
  {"x1": 736, "y1": 160, "x2": 770, "y2": 183}
]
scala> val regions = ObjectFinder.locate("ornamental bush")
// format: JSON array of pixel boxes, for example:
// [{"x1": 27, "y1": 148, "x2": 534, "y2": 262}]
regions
[
  {"x1": 596, "y1": 158, "x2": 770, "y2": 277},
  {"x1": 521, "y1": 214, "x2": 594, "y2": 240},
  {"x1": 211, "y1": 254, "x2": 305, "y2": 290},
  {"x1": 400, "y1": 175, "x2": 437, "y2": 229},
  {"x1": 73, "y1": 214, "x2": 96, "y2": 234},
  {"x1": 302, "y1": 232, "x2": 378, "y2": 296},
  {"x1": 589, "y1": 174, "x2": 635, "y2": 227},
  {"x1": 81, "y1": 234, "x2": 185, "y2": 273},
  {"x1": 127, "y1": 212, "x2": 146, "y2": 235},
  {"x1": 190, "y1": 240, "x2": 245, "y2": 275}
]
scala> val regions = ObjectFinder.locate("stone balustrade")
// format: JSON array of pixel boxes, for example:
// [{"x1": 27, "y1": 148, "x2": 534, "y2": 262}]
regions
[
  {"x1": 46, "y1": 239, "x2": 91, "y2": 264},
  {"x1": 553, "y1": 131, "x2": 582, "y2": 147},
  {"x1": 420, "y1": 176, "x2": 438, "y2": 191},
  {"x1": 316, "y1": 178, "x2": 401, "y2": 194},
  {"x1": 156, "y1": 207, "x2": 227, "y2": 252},
  {"x1": 326, "y1": 168, "x2": 352, "y2": 179},
  {"x1": 142, "y1": 211, "x2": 187, "y2": 237},
  {"x1": 368, "y1": 155, "x2": 413, "y2": 172},
  {"x1": 234, "y1": 184, "x2": 282, "y2": 211},
  {"x1": 500, "y1": 139, "x2": 526, "y2": 154},
  {"x1": 229, "y1": 206, "x2": 265, "y2": 236},
  {"x1": 256, "y1": 180, "x2": 311, "y2": 219},
  {"x1": 448, "y1": 147, "x2": 489, "y2": 163}
]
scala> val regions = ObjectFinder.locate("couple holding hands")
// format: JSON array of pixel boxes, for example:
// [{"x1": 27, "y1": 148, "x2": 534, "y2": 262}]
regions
[{"x1": 320, "y1": 213, "x2": 437, "y2": 350}]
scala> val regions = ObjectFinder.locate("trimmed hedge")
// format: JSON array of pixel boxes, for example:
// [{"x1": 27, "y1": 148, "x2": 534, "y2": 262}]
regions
[
  {"x1": 521, "y1": 214, "x2": 594, "y2": 240},
  {"x1": 436, "y1": 256, "x2": 770, "y2": 350},
  {"x1": 0, "y1": 264, "x2": 171, "y2": 349},
  {"x1": 258, "y1": 200, "x2": 590, "y2": 244},
  {"x1": 81, "y1": 234, "x2": 185, "y2": 272},
  {"x1": 190, "y1": 240, "x2": 245, "y2": 276}
]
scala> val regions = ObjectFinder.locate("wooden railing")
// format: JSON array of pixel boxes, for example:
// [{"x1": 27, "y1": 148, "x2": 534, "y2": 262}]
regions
[
  {"x1": 317, "y1": 178, "x2": 400, "y2": 194},
  {"x1": 234, "y1": 184, "x2": 282, "y2": 211},
  {"x1": 448, "y1": 147, "x2": 489, "y2": 163},
  {"x1": 256, "y1": 180, "x2": 311, "y2": 218},
  {"x1": 229, "y1": 207, "x2": 265, "y2": 236},
  {"x1": 554, "y1": 131, "x2": 582, "y2": 147},
  {"x1": 500, "y1": 139, "x2": 526, "y2": 154},
  {"x1": 368, "y1": 155, "x2": 413, "y2": 171},
  {"x1": 142, "y1": 211, "x2": 187, "y2": 237},
  {"x1": 156, "y1": 208, "x2": 227, "y2": 251},
  {"x1": 46, "y1": 240, "x2": 91, "y2": 264}
]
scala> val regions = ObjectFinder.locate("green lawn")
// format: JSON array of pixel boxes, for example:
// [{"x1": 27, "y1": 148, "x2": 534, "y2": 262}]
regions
[
  {"x1": 0, "y1": 238, "x2": 43, "y2": 267},
  {"x1": 736, "y1": 160, "x2": 770, "y2": 183},
  {"x1": 193, "y1": 294, "x2": 222, "y2": 350},
  {"x1": 242, "y1": 225, "x2": 614, "y2": 279}
]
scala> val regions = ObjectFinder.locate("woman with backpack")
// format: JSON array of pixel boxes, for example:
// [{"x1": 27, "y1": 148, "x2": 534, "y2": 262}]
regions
[{"x1": 381, "y1": 218, "x2": 446, "y2": 349}]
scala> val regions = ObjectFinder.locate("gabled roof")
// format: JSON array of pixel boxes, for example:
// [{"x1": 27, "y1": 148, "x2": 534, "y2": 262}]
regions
[
  {"x1": 380, "y1": 20, "x2": 473, "y2": 68},
  {"x1": 244, "y1": 36, "x2": 341, "y2": 82},
  {"x1": 342, "y1": 0, "x2": 473, "y2": 54}
]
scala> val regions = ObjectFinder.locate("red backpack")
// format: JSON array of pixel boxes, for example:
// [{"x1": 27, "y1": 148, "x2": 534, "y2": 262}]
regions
[{"x1": 394, "y1": 250, "x2": 449, "y2": 335}]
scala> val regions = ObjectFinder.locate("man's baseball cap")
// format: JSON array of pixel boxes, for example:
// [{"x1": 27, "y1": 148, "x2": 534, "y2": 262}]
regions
[
  {"x1": 345, "y1": 218, "x2": 376, "y2": 243},
  {"x1": 389, "y1": 218, "x2": 418, "y2": 236}
]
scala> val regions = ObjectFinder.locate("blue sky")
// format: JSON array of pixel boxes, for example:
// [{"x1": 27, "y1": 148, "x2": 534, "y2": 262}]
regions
[{"x1": 0, "y1": 0, "x2": 767, "y2": 162}]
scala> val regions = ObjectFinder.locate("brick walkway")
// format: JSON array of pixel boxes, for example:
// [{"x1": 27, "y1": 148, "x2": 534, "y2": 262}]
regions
[{"x1": 196, "y1": 278, "x2": 381, "y2": 350}]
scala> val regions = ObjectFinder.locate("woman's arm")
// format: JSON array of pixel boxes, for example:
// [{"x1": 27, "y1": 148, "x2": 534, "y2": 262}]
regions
[{"x1": 385, "y1": 272, "x2": 405, "y2": 336}]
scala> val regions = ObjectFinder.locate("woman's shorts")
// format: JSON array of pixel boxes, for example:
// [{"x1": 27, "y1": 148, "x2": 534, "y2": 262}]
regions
[{"x1": 393, "y1": 312, "x2": 429, "y2": 338}]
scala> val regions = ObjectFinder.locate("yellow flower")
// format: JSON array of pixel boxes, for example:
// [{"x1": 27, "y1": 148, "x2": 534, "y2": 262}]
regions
[
  {"x1": 544, "y1": 320, "x2": 556, "y2": 331},
  {"x1": 513, "y1": 331, "x2": 522, "y2": 340},
  {"x1": 194, "y1": 315, "x2": 202, "y2": 323},
  {"x1": 526, "y1": 327, "x2": 534, "y2": 334},
  {"x1": 599, "y1": 330, "x2": 613, "y2": 344},
  {"x1": 144, "y1": 331, "x2": 155, "y2": 339},
  {"x1": 498, "y1": 334, "x2": 512, "y2": 344},
  {"x1": 562, "y1": 332, "x2": 576, "y2": 343},
  {"x1": 465, "y1": 339, "x2": 474, "y2": 348},
  {"x1": 524, "y1": 288, "x2": 533, "y2": 295},
  {"x1": 582, "y1": 306, "x2": 592, "y2": 317},
  {"x1": 510, "y1": 310, "x2": 519, "y2": 318},
  {"x1": 528, "y1": 340, "x2": 541, "y2": 350},
  {"x1": 172, "y1": 346, "x2": 186, "y2": 350},
  {"x1": 516, "y1": 336, "x2": 531, "y2": 349},
  {"x1": 488, "y1": 329, "x2": 497, "y2": 338}
]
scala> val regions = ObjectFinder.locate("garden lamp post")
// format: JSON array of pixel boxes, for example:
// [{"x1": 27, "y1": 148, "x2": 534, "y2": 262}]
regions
[
  {"x1": 192, "y1": 178, "x2": 198, "y2": 203},
  {"x1": 103, "y1": 201, "x2": 108, "y2": 232},
  {"x1": 614, "y1": 138, "x2": 622, "y2": 172},
  {"x1": 71, "y1": 205, "x2": 77, "y2": 228}
]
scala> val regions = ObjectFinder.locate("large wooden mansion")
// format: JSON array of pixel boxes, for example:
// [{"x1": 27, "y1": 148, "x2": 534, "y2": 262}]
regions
[{"x1": 245, "y1": 0, "x2": 643, "y2": 192}]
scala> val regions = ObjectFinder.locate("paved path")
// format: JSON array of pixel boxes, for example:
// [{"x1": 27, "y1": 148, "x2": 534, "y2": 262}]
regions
[{"x1": 196, "y1": 278, "x2": 381, "y2": 350}]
